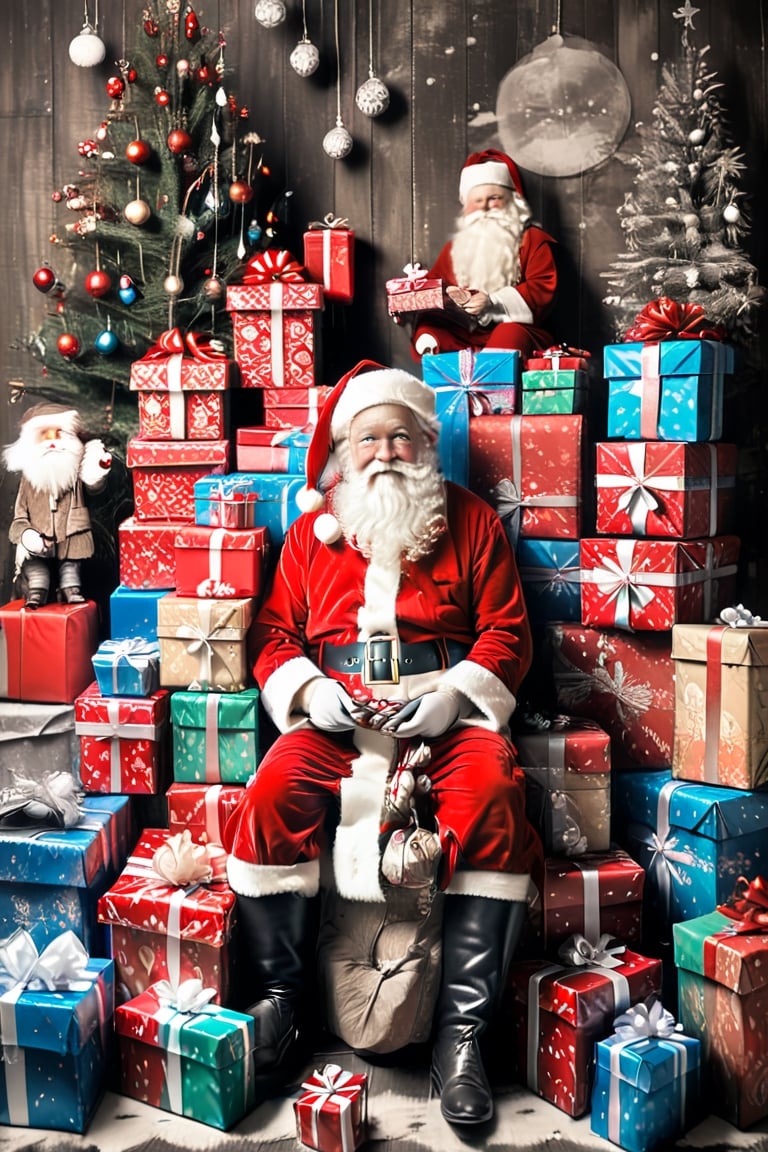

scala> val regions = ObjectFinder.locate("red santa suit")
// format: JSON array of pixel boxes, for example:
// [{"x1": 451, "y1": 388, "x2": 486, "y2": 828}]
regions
[{"x1": 224, "y1": 480, "x2": 542, "y2": 905}]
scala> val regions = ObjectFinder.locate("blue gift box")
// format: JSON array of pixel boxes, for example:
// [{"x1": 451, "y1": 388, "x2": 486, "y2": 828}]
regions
[
  {"x1": 109, "y1": 585, "x2": 168, "y2": 643},
  {"x1": 0, "y1": 934, "x2": 114, "y2": 1133},
  {"x1": 611, "y1": 769, "x2": 768, "y2": 925},
  {"x1": 516, "y1": 539, "x2": 581, "y2": 624},
  {"x1": 591, "y1": 1030, "x2": 700, "y2": 1152},
  {"x1": 92, "y1": 638, "x2": 161, "y2": 697},
  {"x1": 194, "y1": 472, "x2": 304, "y2": 548},
  {"x1": 0, "y1": 883, "x2": 99, "y2": 952},
  {"x1": 422, "y1": 348, "x2": 520, "y2": 389},
  {"x1": 604, "y1": 339, "x2": 734, "y2": 441}
]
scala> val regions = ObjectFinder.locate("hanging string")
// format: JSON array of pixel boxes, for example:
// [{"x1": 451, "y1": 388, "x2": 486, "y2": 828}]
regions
[
  {"x1": 333, "y1": 0, "x2": 342, "y2": 122},
  {"x1": 301, "y1": 0, "x2": 308, "y2": 41},
  {"x1": 552, "y1": 0, "x2": 562, "y2": 36},
  {"x1": 367, "y1": 0, "x2": 374, "y2": 77}
]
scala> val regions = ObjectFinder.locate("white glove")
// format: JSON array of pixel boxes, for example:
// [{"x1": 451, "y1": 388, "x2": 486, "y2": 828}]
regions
[
  {"x1": 307, "y1": 678, "x2": 357, "y2": 733},
  {"x1": 79, "y1": 438, "x2": 111, "y2": 489},
  {"x1": 20, "y1": 528, "x2": 47, "y2": 555},
  {"x1": 381, "y1": 688, "x2": 461, "y2": 738}
]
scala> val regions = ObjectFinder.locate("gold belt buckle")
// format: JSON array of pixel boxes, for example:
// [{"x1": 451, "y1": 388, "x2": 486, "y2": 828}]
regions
[{"x1": 364, "y1": 634, "x2": 400, "y2": 685}]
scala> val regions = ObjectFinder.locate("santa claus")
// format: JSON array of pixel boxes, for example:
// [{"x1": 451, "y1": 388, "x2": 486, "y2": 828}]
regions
[
  {"x1": 4, "y1": 403, "x2": 111, "y2": 609},
  {"x1": 409, "y1": 148, "x2": 558, "y2": 358},
  {"x1": 223, "y1": 361, "x2": 542, "y2": 1126}
]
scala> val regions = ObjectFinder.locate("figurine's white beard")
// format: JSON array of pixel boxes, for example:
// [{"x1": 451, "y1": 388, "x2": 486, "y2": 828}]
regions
[
  {"x1": 332, "y1": 445, "x2": 447, "y2": 568},
  {"x1": 21, "y1": 439, "x2": 82, "y2": 499},
  {"x1": 450, "y1": 205, "x2": 524, "y2": 292}
]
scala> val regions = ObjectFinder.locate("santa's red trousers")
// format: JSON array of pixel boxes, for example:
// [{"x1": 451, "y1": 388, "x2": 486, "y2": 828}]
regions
[{"x1": 224, "y1": 726, "x2": 539, "y2": 878}]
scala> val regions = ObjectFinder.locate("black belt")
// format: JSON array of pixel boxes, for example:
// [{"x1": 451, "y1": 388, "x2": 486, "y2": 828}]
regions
[{"x1": 319, "y1": 636, "x2": 469, "y2": 685}]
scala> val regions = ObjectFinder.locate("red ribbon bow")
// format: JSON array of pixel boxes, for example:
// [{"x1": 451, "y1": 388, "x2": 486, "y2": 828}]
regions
[
  {"x1": 623, "y1": 297, "x2": 725, "y2": 343},
  {"x1": 716, "y1": 875, "x2": 768, "y2": 932},
  {"x1": 241, "y1": 249, "x2": 306, "y2": 284},
  {"x1": 140, "y1": 327, "x2": 227, "y2": 362}
]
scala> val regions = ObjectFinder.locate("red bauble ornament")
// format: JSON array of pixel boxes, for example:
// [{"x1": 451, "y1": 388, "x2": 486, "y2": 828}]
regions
[
  {"x1": 167, "y1": 128, "x2": 193, "y2": 155},
  {"x1": 126, "y1": 66, "x2": 138, "y2": 83},
  {"x1": 155, "y1": 87, "x2": 171, "y2": 107},
  {"x1": 57, "y1": 332, "x2": 81, "y2": 359},
  {"x1": 156, "y1": 53, "x2": 168, "y2": 67},
  {"x1": 85, "y1": 269, "x2": 112, "y2": 297},
  {"x1": 144, "y1": 16, "x2": 159, "y2": 35},
  {"x1": 184, "y1": 8, "x2": 200, "y2": 40},
  {"x1": 196, "y1": 62, "x2": 211, "y2": 84},
  {"x1": 106, "y1": 76, "x2": 125, "y2": 100},
  {"x1": 32, "y1": 266, "x2": 58, "y2": 294},
  {"x1": 228, "y1": 180, "x2": 254, "y2": 204},
  {"x1": 126, "y1": 138, "x2": 152, "y2": 165}
]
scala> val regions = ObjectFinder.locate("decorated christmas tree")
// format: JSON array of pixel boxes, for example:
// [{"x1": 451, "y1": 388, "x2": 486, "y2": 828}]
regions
[
  {"x1": 602, "y1": 2, "x2": 763, "y2": 344},
  {"x1": 22, "y1": 2, "x2": 287, "y2": 451}
]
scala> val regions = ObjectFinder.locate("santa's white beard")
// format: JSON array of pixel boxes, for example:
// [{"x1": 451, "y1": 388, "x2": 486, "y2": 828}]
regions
[
  {"x1": 332, "y1": 446, "x2": 447, "y2": 569},
  {"x1": 18, "y1": 436, "x2": 83, "y2": 499},
  {"x1": 450, "y1": 205, "x2": 524, "y2": 293}
]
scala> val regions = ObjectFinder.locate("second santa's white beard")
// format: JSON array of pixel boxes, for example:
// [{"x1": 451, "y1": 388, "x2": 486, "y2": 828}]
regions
[
  {"x1": 23, "y1": 437, "x2": 83, "y2": 499},
  {"x1": 450, "y1": 205, "x2": 523, "y2": 293}
]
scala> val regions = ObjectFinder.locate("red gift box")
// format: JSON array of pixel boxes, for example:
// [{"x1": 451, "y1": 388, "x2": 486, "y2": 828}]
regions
[
  {"x1": 295, "y1": 1064, "x2": 368, "y2": 1152},
  {"x1": 97, "y1": 828, "x2": 236, "y2": 1004},
  {"x1": 118, "y1": 516, "x2": 182, "y2": 590},
  {"x1": 75, "y1": 681, "x2": 170, "y2": 794},
  {"x1": 173, "y1": 525, "x2": 269, "y2": 599},
  {"x1": 507, "y1": 948, "x2": 662, "y2": 1116},
  {"x1": 595, "y1": 441, "x2": 738, "y2": 538},
  {"x1": 542, "y1": 849, "x2": 645, "y2": 954},
  {"x1": 469, "y1": 414, "x2": 583, "y2": 541},
  {"x1": 226, "y1": 282, "x2": 323, "y2": 389},
  {"x1": 385, "y1": 264, "x2": 444, "y2": 315},
  {"x1": 129, "y1": 357, "x2": 230, "y2": 392},
  {"x1": 126, "y1": 437, "x2": 229, "y2": 522},
  {"x1": 525, "y1": 344, "x2": 591, "y2": 372},
  {"x1": 235, "y1": 426, "x2": 311, "y2": 473},
  {"x1": 303, "y1": 217, "x2": 355, "y2": 303},
  {"x1": 545, "y1": 622, "x2": 675, "y2": 770},
  {"x1": 579, "y1": 536, "x2": 740, "y2": 631},
  {"x1": 0, "y1": 598, "x2": 98, "y2": 704},
  {"x1": 166, "y1": 782, "x2": 245, "y2": 846},
  {"x1": 136, "y1": 389, "x2": 229, "y2": 441},
  {"x1": 262, "y1": 386, "x2": 332, "y2": 430}
]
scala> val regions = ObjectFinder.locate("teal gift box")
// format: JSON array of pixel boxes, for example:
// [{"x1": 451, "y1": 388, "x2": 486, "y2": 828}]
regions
[
  {"x1": 516, "y1": 538, "x2": 581, "y2": 624},
  {"x1": 604, "y1": 339, "x2": 734, "y2": 441},
  {"x1": 591, "y1": 1020, "x2": 701, "y2": 1152},
  {"x1": 109, "y1": 585, "x2": 168, "y2": 643},
  {"x1": 115, "y1": 983, "x2": 255, "y2": 1129},
  {"x1": 194, "y1": 471, "x2": 304, "y2": 548},
  {"x1": 422, "y1": 347, "x2": 519, "y2": 389},
  {"x1": 92, "y1": 637, "x2": 161, "y2": 697},
  {"x1": 521, "y1": 368, "x2": 589, "y2": 414},
  {"x1": 0, "y1": 931, "x2": 114, "y2": 1133},
  {"x1": 171, "y1": 689, "x2": 259, "y2": 784}
]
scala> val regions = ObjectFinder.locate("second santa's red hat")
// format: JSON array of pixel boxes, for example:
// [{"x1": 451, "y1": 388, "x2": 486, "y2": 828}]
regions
[{"x1": 459, "y1": 148, "x2": 528, "y2": 205}]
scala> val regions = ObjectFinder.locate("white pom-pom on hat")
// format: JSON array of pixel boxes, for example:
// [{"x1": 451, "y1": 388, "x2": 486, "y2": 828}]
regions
[
  {"x1": 313, "y1": 512, "x2": 343, "y2": 544},
  {"x1": 296, "y1": 484, "x2": 325, "y2": 514}
]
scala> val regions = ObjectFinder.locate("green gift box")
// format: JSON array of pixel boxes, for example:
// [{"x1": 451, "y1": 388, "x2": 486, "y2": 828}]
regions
[
  {"x1": 521, "y1": 368, "x2": 588, "y2": 414},
  {"x1": 171, "y1": 688, "x2": 259, "y2": 784}
]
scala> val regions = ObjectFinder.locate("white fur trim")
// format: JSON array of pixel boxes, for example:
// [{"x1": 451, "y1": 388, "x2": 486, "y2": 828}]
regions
[
  {"x1": 459, "y1": 161, "x2": 513, "y2": 202},
  {"x1": 445, "y1": 870, "x2": 531, "y2": 901},
  {"x1": 260, "y1": 655, "x2": 324, "y2": 732},
  {"x1": 440, "y1": 659, "x2": 516, "y2": 730},
  {"x1": 331, "y1": 369, "x2": 436, "y2": 437},
  {"x1": 314, "y1": 512, "x2": 342, "y2": 544},
  {"x1": 357, "y1": 557, "x2": 401, "y2": 638},
  {"x1": 332, "y1": 727, "x2": 394, "y2": 903},
  {"x1": 490, "y1": 285, "x2": 534, "y2": 324},
  {"x1": 296, "y1": 485, "x2": 324, "y2": 513},
  {"x1": 226, "y1": 856, "x2": 319, "y2": 897}
]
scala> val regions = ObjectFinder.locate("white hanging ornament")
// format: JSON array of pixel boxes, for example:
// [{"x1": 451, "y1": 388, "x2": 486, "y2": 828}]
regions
[
  {"x1": 254, "y1": 0, "x2": 286, "y2": 28},
  {"x1": 355, "y1": 73, "x2": 390, "y2": 117},
  {"x1": 723, "y1": 203, "x2": 741, "y2": 224},
  {"x1": 290, "y1": 39, "x2": 320, "y2": 77},
  {"x1": 323, "y1": 118, "x2": 353, "y2": 159},
  {"x1": 689, "y1": 127, "x2": 705, "y2": 144},
  {"x1": 68, "y1": 21, "x2": 106, "y2": 67}
]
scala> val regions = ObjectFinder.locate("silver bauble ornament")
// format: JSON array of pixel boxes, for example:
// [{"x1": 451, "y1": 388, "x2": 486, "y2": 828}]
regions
[
  {"x1": 124, "y1": 198, "x2": 151, "y2": 226},
  {"x1": 164, "y1": 274, "x2": 185, "y2": 296},
  {"x1": 355, "y1": 74, "x2": 390, "y2": 118},
  {"x1": 68, "y1": 23, "x2": 106, "y2": 67},
  {"x1": 254, "y1": 0, "x2": 286, "y2": 28},
  {"x1": 203, "y1": 275, "x2": 226, "y2": 301},
  {"x1": 688, "y1": 127, "x2": 705, "y2": 145},
  {"x1": 323, "y1": 120, "x2": 353, "y2": 159},
  {"x1": 290, "y1": 38, "x2": 320, "y2": 77},
  {"x1": 723, "y1": 203, "x2": 741, "y2": 224}
]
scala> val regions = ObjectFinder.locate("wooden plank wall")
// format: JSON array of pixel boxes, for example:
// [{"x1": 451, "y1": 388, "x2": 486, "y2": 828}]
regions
[{"x1": 1, "y1": 0, "x2": 767, "y2": 609}]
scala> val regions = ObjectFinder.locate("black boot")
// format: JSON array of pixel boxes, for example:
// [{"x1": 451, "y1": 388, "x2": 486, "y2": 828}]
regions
[
  {"x1": 235, "y1": 892, "x2": 310, "y2": 1072},
  {"x1": 431, "y1": 895, "x2": 526, "y2": 1126}
]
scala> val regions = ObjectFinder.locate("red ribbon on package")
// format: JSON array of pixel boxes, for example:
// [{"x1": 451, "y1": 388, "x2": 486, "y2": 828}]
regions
[
  {"x1": 241, "y1": 249, "x2": 306, "y2": 283},
  {"x1": 140, "y1": 327, "x2": 227, "y2": 362},
  {"x1": 716, "y1": 875, "x2": 768, "y2": 932},
  {"x1": 623, "y1": 297, "x2": 726, "y2": 343}
]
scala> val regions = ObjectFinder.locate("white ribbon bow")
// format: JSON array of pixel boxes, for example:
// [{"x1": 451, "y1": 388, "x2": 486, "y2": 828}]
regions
[
  {"x1": 153, "y1": 975, "x2": 218, "y2": 1014},
  {"x1": 558, "y1": 932, "x2": 626, "y2": 970},
  {"x1": 0, "y1": 929, "x2": 92, "y2": 993},
  {"x1": 613, "y1": 997, "x2": 683, "y2": 1040}
]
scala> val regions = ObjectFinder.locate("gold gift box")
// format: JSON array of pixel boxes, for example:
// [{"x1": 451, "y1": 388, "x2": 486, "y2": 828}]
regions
[{"x1": 157, "y1": 593, "x2": 255, "y2": 692}]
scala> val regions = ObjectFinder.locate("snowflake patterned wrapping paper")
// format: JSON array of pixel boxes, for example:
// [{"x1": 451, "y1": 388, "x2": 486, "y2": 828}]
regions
[
  {"x1": 594, "y1": 441, "x2": 738, "y2": 538},
  {"x1": 0, "y1": 947, "x2": 114, "y2": 1133},
  {"x1": 603, "y1": 338, "x2": 734, "y2": 441},
  {"x1": 541, "y1": 849, "x2": 645, "y2": 954},
  {"x1": 611, "y1": 770, "x2": 768, "y2": 928},
  {"x1": 579, "y1": 536, "x2": 740, "y2": 631},
  {"x1": 173, "y1": 525, "x2": 269, "y2": 600},
  {"x1": 544, "y1": 623, "x2": 675, "y2": 770},
  {"x1": 170, "y1": 689, "x2": 259, "y2": 784},
  {"x1": 227, "y1": 282, "x2": 324, "y2": 389},
  {"x1": 74, "y1": 682, "x2": 170, "y2": 795},
  {"x1": 156, "y1": 594, "x2": 255, "y2": 692},
  {"x1": 671, "y1": 623, "x2": 768, "y2": 791},
  {"x1": 97, "y1": 827, "x2": 237, "y2": 1005},
  {"x1": 673, "y1": 905, "x2": 768, "y2": 1128},
  {"x1": 469, "y1": 414, "x2": 584, "y2": 542},
  {"x1": 109, "y1": 585, "x2": 169, "y2": 643},
  {"x1": 0, "y1": 599, "x2": 98, "y2": 705},
  {"x1": 126, "y1": 437, "x2": 229, "y2": 521},
  {"x1": 303, "y1": 221, "x2": 355, "y2": 302},
  {"x1": 514, "y1": 719, "x2": 611, "y2": 856},
  {"x1": 115, "y1": 985, "x2": 255, "y2": 1129},
  {"x1": 262, "y1": 385, "x2": 332, "y2": 430},
  {"x1": 0, "y1": 700, "x2": 79, "y2": 789},
  {"x1": 92, "y1": 638, "x2": 161, "y2": 698},
  {"x1": 516, "y1": 538, "x2": 582, "y2": 625},
  {"x1": 118, "y1": 517, "x2": 180, "y2": 590},
  {"x1": 166, "y1": 782, "x2": 245, "y2": 846},
  {"x1": 235, "y1": 426, "x2": 311, "y2": 473},
  {"x1": 506, "y1": 949, "x2": 662, "y2": 1117}
]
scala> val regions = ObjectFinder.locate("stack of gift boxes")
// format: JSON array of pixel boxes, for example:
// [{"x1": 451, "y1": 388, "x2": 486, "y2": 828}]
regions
[{"x1": 417, "y1": 298, "x2": 768, "y2": 1150}]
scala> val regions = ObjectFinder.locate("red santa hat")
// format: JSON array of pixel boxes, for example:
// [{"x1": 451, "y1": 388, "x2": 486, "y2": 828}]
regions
[
  {"x1": 459, "y1": 149, "x2": 531, "y2": 216},
  {"x1": 296, "y1": 359, "x2": 439, "y2": 543}
]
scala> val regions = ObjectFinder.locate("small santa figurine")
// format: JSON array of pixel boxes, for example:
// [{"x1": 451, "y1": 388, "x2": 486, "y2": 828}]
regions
[{"x1": 4, "y1": 402, "x2": 112, "y2": 609}]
